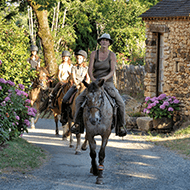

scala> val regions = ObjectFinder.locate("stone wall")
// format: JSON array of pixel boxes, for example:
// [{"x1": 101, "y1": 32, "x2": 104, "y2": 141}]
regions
[
  {"x1": 144, "y1": 19, "x2": 190, "y2": 116},
  {"x1": 116, "y1": 64, "x2": 145, "y2": 98}
]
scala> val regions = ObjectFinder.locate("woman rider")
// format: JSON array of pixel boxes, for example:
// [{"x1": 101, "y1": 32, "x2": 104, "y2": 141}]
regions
[
  {"x1": 71, "y1": 33, "x2": 127, "y2": 137},
  {"x1": 48, "y1": 50, "x2": 73, "y2": 109}
]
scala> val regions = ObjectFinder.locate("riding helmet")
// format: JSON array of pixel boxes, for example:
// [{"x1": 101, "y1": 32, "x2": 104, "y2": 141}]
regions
[
  {"x1": 75, "y1": 50, "x2": 87, "y2": 59},
  {"x1": 30, "y1": 45, "x2": 38, "y2": 52},
  {"x1": 62, "y1": 50, "x2": 71, "y2": 57}
]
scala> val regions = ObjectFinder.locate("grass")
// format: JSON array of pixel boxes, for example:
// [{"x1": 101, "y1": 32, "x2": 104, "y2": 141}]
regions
[
  {"x1": 136, "y1": 125, "x2": 190, "y2": 159},
  {"x1": 0, "y1": 137, "x2": 49, "y2": 173}
]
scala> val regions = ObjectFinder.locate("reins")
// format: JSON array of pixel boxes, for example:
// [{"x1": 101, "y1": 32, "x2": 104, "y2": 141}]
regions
[{"x1": 87, "y1": 91, "x2": 104, "y2": 122}]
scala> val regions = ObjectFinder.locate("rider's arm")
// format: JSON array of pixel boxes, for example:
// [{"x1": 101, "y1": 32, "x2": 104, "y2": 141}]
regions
[
  {"x1": 100, "y1": 52, "x2": 116, "y2": 81},
  {"x1": 71, "y1": 66, "x2": 78, "y2": 86},
  {"x1": 88, "y1": 51, "x2": 96, "y2": 82}
]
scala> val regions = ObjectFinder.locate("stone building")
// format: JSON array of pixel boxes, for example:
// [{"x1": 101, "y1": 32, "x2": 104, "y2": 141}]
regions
[{"x1": 139, "y1": 0, "x2": 190, "y2": 116}]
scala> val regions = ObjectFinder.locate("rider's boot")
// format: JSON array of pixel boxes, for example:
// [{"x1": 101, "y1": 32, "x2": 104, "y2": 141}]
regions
[
  {"x1": 48, "y1": 93, "x2": 56, "y2": 109},
  {"x1": 71, "y1": 107, "x2": 84, "y2": 134},
  {"x1": 71, "y1": 123, "x2": 80, "y2": 135},
  {"x1": 116, "y1": 125, "x2": 127, "y2": 137}
]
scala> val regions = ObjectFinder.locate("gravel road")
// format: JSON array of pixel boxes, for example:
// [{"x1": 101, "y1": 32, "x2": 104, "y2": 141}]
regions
[{"x1": 1, "y1": 118, "x2": 190, "y2": 190}]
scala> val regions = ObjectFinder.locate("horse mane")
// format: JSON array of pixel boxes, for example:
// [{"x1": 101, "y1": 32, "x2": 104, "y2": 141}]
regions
[
  {"x1": 37, "y1": 67, "x2": 49, "y2": 75},
  {"x1": 88, "y1": 82, "x2": 100, "y2": 93}
]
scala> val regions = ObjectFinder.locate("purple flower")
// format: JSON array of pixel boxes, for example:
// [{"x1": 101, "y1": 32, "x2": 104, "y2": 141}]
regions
[
  {"x1": 18, "y1": 84, "x2": 25, "y2": 90},
  {"x1": 173, "y1": 99, "x2": 179, "y2": 104},
  {"x1": 4, "y1": 97, "x2": 10, "y2": 102},
  {"x1": 16, "y1": 91, "x2": 22, "y2": 96},
  {"x1": 6, "y1": 80, "x2": 15, "y2": 86},
  {"x1": 24, "y1": 119, "x2": 30, "y2": 127},
  {"x1": 22, "y1": 92, "x2": 28, "y2": 97},
  {"x1": 172, "y1": 96, "x2": 176, "y2": 100},
  {"x1": 160, "y1": 105, "x2": 165, "y2": 110},
  {"x1": 168, "y1": 107, "x2": 174, "y2": 111},
  {"x1": 25, "y1": 99, "x2": 31, "y2": 104},
  {"x1": 16, "y1": 116, "x2": 20, "y2": 120},
  {"x1": 12, "y1": 123, "x2": 15, "y2": 126},
  {"x1": 151, "y1": 102, "x2": 157, "y2": 107},
  {"x1": 0, "y1": 78, "x2": 6, "y2": 84},
  {"x1": 154, "y1": 100, "x2": 159, "y2": 104},
  {"x1": 0, "y1": 86, "x2": 2, "y2": 90},
  {"x1": 146, "y1": 110, "x2": 150, "y2": 114},
  {"x1": 150, "y1": 97, "x2": 157, "y2": 102},
  {"x1": 163, "y1": 101, "x2": 169, "y2": 106},
  {"x1": 158, "y1": 94, "x2": 166, "y2": 100},
  {"x1": 143, "y1": 108, "x2": 147, "y2": 113},
  {"x1": 16, "y1": 122, "x2": 19, "y2": 125},
  {"x1": 0, "y1": 60, "x2": 2, "y2": 65},
  {"x1": 145, "y1": 97, "x2": 150, "y2": 101},
  {"x1": 1, "y1": 101, "x2": 6, "y2": 106},
  {"x1": 147, "y1": 103, "x2": 152, "y2": 109}
]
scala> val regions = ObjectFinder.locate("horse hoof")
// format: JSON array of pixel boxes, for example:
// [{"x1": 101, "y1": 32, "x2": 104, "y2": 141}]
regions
[
  {"x1": 69, "y1": 145, "x2": 74, "y2": 148},
  {"x1": 96, "y1": 177, "x2": 103, "y2": 184},
  {"x1": 81, "y1": 146, "x2": 87, "y2": 151},
  {"x1": 31, "y1": 125, "x2": 35, "y2": 129},
  {"x1": 75, "y1": 151, "x2": 81, "y2": 155},
  {"x1": 62, "y1": 137, "x2": 68, "y2": 141}
]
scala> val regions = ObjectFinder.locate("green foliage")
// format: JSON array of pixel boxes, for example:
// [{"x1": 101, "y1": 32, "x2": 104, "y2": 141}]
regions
[
  {"x1": 174, "y1": 126, "x2": 190, "y2": 136},
  {"x1": 0, "y1": 137, "x2": 47, "y2": 171},
  {"x1": 0, "y1": 14, "x2": 36, "y2": 88},
  {"x1": 144, "y1": 94, "x2": 180, "y2": 119},
  {"x1": 0, "y1": 78, "x2": 37, "y2": 145}
]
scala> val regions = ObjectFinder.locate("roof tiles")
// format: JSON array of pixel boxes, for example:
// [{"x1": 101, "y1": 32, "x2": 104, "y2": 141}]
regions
[{"x1": 140, "y1": 0, "x2": 190, "y2": 18}]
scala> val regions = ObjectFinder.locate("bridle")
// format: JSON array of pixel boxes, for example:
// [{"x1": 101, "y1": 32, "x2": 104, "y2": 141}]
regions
[{"x1": 87, "y1": 91, "x2": 104, "y2": 122}]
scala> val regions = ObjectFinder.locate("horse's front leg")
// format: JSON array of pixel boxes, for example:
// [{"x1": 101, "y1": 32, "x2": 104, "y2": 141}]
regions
[
  {"x1": 67, "y1": 121, "x2": 74, "y2": 148},
  {"x1": 54, "y1": 114, "x2": 59, "y2": 135},
  {"x1": 88, "y1": 136, "x2": 98, "y2": 176},
  {"x1": 34, "y1": 100, "x2": 41, "y2": 124},
  {"x1": 81, "y1": 133, "x2": 88, "y2": 151},
  {"x1": 75, "y1": 133, "x2": 81, "y2": 155},
  {"x1": 96, "y1": 136, "x2": 109, "y2": 185}
]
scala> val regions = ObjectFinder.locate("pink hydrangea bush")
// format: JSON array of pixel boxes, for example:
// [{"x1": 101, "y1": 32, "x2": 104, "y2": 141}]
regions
[
  {"x1": 143, "y1": 94, "x2": 180, "y2": 119},
  {"x1": 0, "y1": 78, "x2": 37, "y2": 145}
]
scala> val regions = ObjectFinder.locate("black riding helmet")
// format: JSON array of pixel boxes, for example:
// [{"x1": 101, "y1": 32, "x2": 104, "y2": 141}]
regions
[
  {"x1": 62, "y1": 50, "x2": 71, "y2": 57},
  {"x1": 30, "y1": 45, "x2": 38, "y2": 52},
  {"x1": 75, "y1": 50, "x2": 87, "y2": 59}
]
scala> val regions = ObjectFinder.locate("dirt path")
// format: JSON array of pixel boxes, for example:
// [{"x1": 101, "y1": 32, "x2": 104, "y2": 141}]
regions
[{"x1": 1, "y1": 118, "x2": 190, "y2": 190}]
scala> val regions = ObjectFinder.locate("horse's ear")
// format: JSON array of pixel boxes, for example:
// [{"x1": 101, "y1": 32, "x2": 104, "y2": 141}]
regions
[
  {"x1": 98, "y1": 79, "x2": 104, "y2": 87},
  {"x1": 82, "y1": 79, "x2": 89, "y2": 88}
]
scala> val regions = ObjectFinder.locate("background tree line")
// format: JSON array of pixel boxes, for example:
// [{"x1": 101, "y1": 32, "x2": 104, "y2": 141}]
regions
[{"x1": 0, "y1": 0, "x2": 160, "y2": 87}]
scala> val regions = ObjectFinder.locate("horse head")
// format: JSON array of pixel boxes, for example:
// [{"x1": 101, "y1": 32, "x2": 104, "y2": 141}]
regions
[
  {"x1": 84, "y1": 79, "x2": 105, "y2": 125},
  {"x1": 37, "y1": 67, "x2": 50, "y2": 90}
]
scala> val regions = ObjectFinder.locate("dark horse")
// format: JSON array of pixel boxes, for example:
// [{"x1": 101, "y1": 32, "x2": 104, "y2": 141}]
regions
[
  {"x1": 82, "y1": 79, "x2": 113, "y2": 184},
  {"x1": 29, "y1": 67, "x2": 50, "y2": 129}
]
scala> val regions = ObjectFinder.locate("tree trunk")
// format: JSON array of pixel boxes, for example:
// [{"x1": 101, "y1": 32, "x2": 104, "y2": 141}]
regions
[{"x1": 27, "y1": 0, "x2": 58, "y2": 76}]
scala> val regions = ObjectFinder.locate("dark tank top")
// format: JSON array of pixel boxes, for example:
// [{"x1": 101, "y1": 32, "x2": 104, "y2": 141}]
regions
[{"x1": 93, "y1": 50, "x2": 113, "y2": 83}]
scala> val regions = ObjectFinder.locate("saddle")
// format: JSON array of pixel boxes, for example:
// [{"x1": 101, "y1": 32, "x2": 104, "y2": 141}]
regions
[{"x1": 74, "y1": 88, "x2": 121, "y2": 132}]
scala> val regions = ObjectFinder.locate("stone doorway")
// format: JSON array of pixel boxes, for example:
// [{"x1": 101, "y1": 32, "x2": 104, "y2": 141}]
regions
[{"x1": 156, "y1": 33, "x2": 164, "y2": 96}]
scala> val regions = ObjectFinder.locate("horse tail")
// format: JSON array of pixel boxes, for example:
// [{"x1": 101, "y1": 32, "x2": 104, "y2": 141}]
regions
[{"x1": 39, "y1": 97, "x2": 49, "y2": 113}]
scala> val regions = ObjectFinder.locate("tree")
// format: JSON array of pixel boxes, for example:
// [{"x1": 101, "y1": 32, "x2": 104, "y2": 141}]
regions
[{"x1": 26, "y1": 0, "x2": 58, "y2": 76}]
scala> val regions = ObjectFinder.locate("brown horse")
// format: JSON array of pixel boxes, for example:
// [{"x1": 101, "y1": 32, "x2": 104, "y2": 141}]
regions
[
  {"x1": 60, "y1": 82, "x2": 87, "y2": 154},
  {"x1": 29, "y1": 67, "x2": 50, "y2": 129},
  {"x1": 82, "y1": 79, "x2": 113, "y2": 184}
]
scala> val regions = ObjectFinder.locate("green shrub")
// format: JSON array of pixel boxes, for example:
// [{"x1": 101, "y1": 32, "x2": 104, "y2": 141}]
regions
[
  {"x1": 0, "y1": 15, "x2": 36, "y2": 89},
  {"x1": 0, "y1": 78, "x2": 36, "y2": 145}
]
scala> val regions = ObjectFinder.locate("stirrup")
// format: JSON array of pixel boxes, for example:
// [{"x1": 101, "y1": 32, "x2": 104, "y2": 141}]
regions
[{"x1": 71, "y1": 123, "x2": 80, "y2": 134}]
